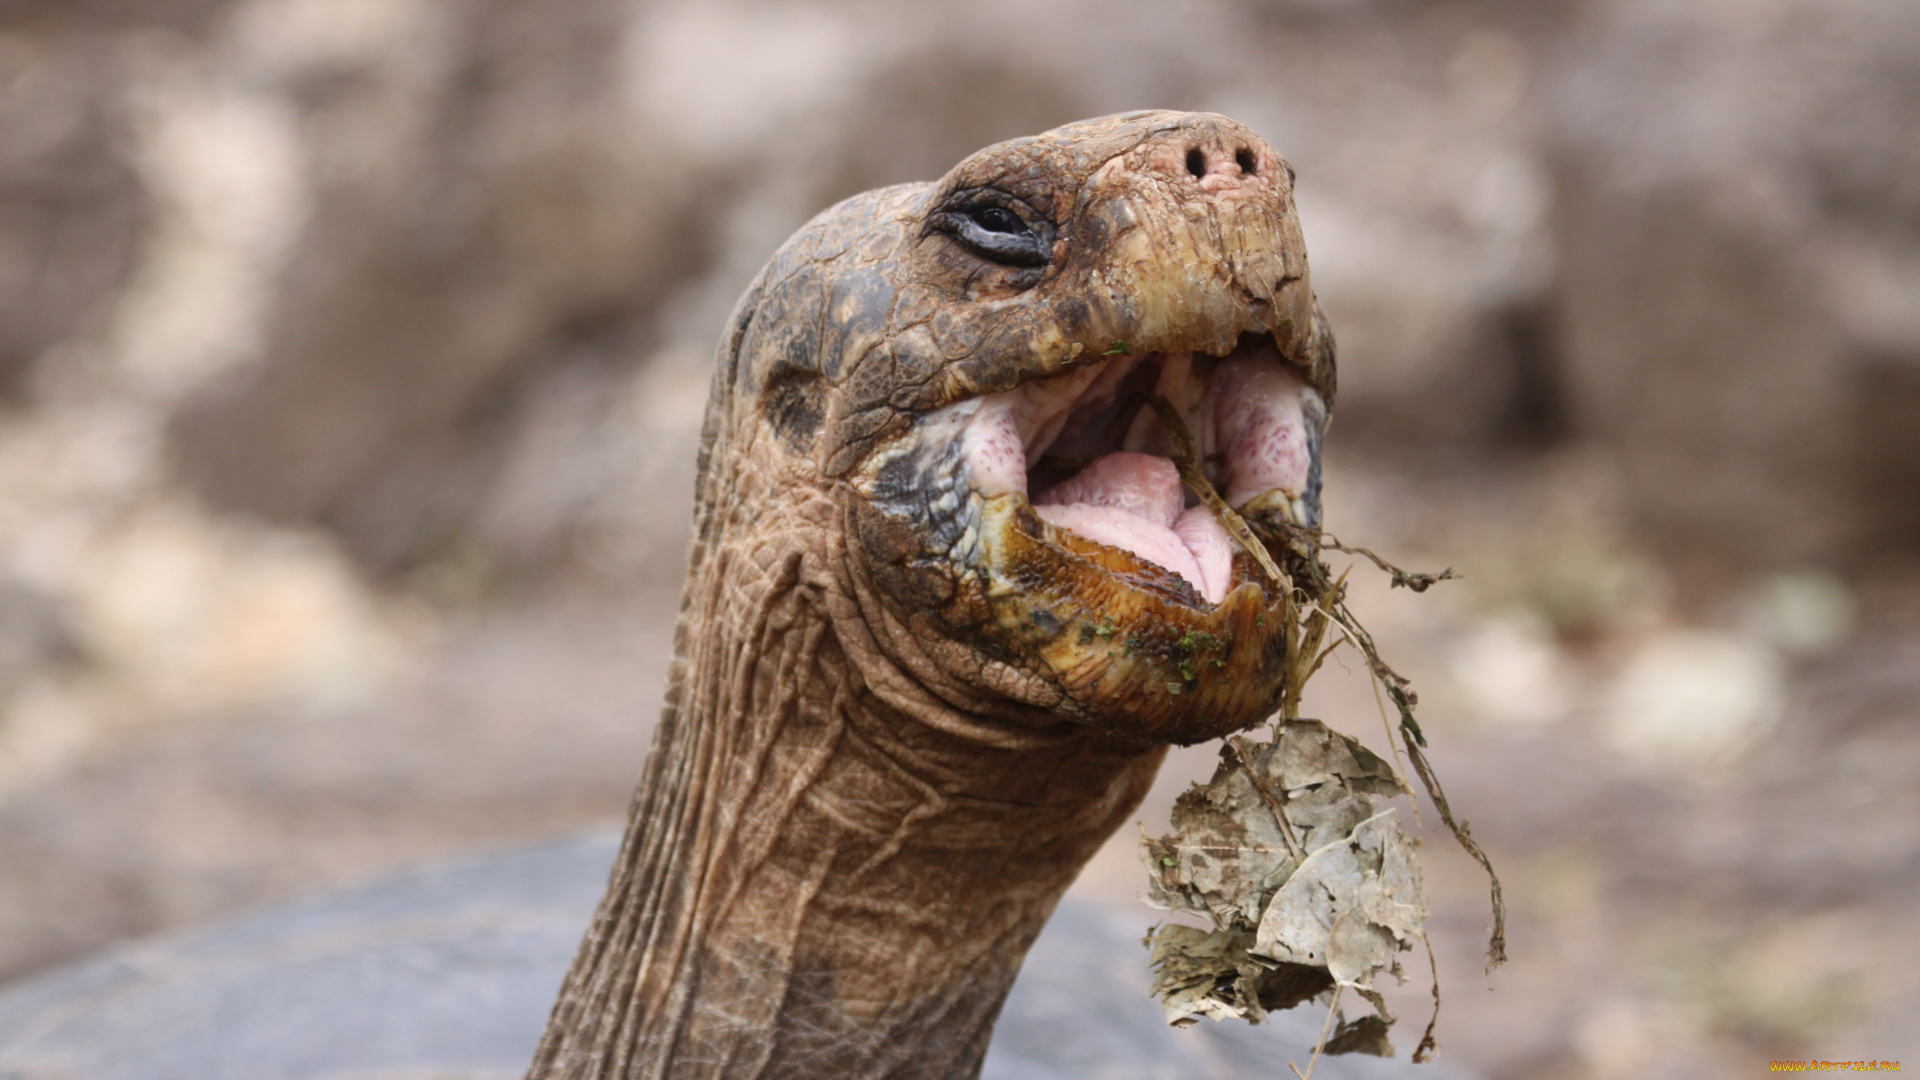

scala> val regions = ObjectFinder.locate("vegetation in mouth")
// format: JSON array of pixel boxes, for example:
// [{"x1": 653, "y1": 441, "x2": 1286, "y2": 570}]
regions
[
  {"x1": 1137, "y1": 448, "x2": 1506, "y2": 1068},
  {"x1": 914, "y1": 335, "x2": 1507, "y2": 1058},
  {"x1": 875, "y1": 319, "x2": 1505, "y2": 1062}
]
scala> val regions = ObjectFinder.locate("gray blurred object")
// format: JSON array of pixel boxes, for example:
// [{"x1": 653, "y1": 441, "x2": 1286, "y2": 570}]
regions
[
  {"x1": 0, "y1": 834, "x2": 1462, "y2": 1080},
  {"x1": 1547, "y1": 0, "x2": 1920, "y2": 567},
  {"x1": 159, "y1": 0, "x2": 720, "y2": 575}
]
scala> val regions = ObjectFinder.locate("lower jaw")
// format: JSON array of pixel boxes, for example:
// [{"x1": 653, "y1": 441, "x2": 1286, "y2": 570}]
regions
[{"x1": 973, "y1": 495, "x2": 1292, "y2": 742}]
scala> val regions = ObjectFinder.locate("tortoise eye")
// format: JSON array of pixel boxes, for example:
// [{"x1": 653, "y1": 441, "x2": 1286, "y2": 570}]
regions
[
  {"x1": 936, "y1": 198, "x2": 1053, "y2": 268},
  {"x1": 970, "y1": 206, "x2": 1024, "y2": 234}
]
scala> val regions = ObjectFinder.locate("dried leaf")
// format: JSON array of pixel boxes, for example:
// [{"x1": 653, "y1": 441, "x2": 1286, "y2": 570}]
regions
[
  {"x1": 1256, "y1": 813, "x2": 1426, "y2": 987},
  {"x1": 1143, "y1": 721, "x2": 1428, "y2": 1050},
  {"x1": 1323, "y1": 1013, "x2": 1395, "y2": 1057}
]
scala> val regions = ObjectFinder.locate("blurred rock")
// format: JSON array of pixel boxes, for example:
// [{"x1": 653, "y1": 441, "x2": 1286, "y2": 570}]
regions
[
  {"x1": 0, "y1": 577, "x2": 80, "y2": 698},
  {"x1": 1737, "y1": 568, "x2": 1858, "y2": 656},
  {"x1": 73, "y1": 499, "x2": 397, "y2": 717},
  {"x1": 1547, "y1": 0, "x2": 1920, "y2": 569},
  {"x1": 0, "y1": 16, "x2": 150, "y2": 400},
  {"x1": 164, "y1": 0, "x2": 720, "y2": 575},
  {"x1": 1599, "y1": 629, "x2": 1785, "y2": 772},
  {"x1": 1450, "y1": 611, "x2": 1574, "y2": 726},
  {"x1": 0, "y1": 494, "x2": 403, "y2": 797},
  {"x1": 0, "y1": 835, "x2": 1462, "y2": 1080},
  {"x1": 1705, "y1": 909, "x2": 1884, "y2": 1048}
]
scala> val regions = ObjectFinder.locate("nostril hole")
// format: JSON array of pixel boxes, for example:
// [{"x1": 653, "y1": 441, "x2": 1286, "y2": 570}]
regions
[
  {"x1": 1185, "y1": 148, "x2": 1206, "y2": 178},
  {"x1": 1235, "y1": 148, "x2": 1257, "y2": 174}
]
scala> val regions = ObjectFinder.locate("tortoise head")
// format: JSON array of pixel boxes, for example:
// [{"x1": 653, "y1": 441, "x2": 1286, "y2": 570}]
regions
[{"x1": 716, "y1": 110, "x2": 1334, "y2": 745}]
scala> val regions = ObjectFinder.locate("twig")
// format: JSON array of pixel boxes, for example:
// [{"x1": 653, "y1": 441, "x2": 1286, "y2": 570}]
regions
[
  {"x1": 1281, "y1": 568, "x2": 1343, "y2": 720},
  {"x1": 1255, "y1": 517, "x2": 1459, "y2": 593},
  {"x1": 1144, "y1": 394, "x2": 1289, "y2": 591},
  {"x1": 1362, "y1": 648, "x2": 1420, "y2": 825},
  {"x1": 1311, "y1": 636, "x2": 1347, "y2": 673},
  {"x1": 1288, "y1": 984, "x2": 1345, "y2": 1080},
  {"x1": 1414, "y1": 934, "x2": 1441, "y2": 1064},
  {"x1": 1322, "y1": 595, "x2": 1506, "y2": 971},
  {"x1": 1229, "y1": 736, "x2": 1304, "y2": 861},
  {"x1": 1325, "y1": 536, "x2": 1457, "y2": 593},
  {"x1": 1400, "y1": 729, "x2": 1507, "y2": 971}
]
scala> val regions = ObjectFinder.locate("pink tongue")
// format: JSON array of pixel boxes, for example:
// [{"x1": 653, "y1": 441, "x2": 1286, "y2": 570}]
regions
[
  {"x1": 1034, "y1": 452, "x2": 1233, "y2": 602},
  {"x1": 1036, "y1": 452, "x2": 1183, "y2": 526}
]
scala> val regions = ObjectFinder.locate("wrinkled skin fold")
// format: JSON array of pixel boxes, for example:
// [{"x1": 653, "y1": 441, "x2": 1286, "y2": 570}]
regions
[{"x1": 528, "y1": 111, "x2": 1336, "y2": 1080}]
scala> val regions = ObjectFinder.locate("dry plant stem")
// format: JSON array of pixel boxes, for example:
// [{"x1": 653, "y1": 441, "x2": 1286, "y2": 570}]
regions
[
  {"x1": 1316, "y1": 592, "x2": 1506, "y2": 969},
  {"x1": 1311, "y1": 636, "x2": 1347, "y2": 677},
  {"x1": 1402, "y1": 736, "x2": 1507, "y2": 970},
  {"x1": 1144, "y1": 394, "x2": 1290, "y2": 592},
  {"x1": 1258, "y1": 517, "x2": 1457, "y2": 598},
  {"x1": 1414, "y1": 934, "x2": 1441, "y2": 1063},
  {"x1": 1283, "y1": 572, "x2": 1343, "y2": 720},
  {"x1": 1229, "y1": 736, "x2": 1305, "y2": 860},
  {"x1": 1361, "y1": 649, "x2": 1419, "y2": 823},
  {"x1": 1288, "y1": 984, "x2": 1345, "y2": 1080},
  {"x1": 1307, "y1": 528, "x2": 1459, "y2": 593}
]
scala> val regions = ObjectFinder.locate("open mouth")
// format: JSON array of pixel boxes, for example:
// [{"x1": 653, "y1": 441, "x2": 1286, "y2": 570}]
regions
[
  {"x1": 950, "y1": 331, "x2": 1324, "y2": 607},
  {"x1": 848, "y1": 323, "x2": 1328, "y2": 731}
]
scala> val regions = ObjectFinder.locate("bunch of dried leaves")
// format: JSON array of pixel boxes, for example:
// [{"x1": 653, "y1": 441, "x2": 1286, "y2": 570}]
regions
[
  {"x1": 1142, "y1": 721, "x2": 1424, "y2": 1055},
  {"x1": 1139, "y1": 398, "x2": 1503, "y2": 1067}
]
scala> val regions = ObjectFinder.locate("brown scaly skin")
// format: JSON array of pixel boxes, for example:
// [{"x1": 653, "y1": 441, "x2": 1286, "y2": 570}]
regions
[{"x1": 528, "y1": 111, "x2": 1335, "y2": 1080}]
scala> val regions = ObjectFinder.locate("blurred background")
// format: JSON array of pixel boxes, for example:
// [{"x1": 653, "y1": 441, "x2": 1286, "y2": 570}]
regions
[{"x1": 0, "y1": 0, "x2": 1916, "y2": 1075}]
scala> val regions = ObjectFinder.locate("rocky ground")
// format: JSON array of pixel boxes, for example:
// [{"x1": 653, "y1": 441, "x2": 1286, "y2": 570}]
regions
[{"x1": 1, "y1": 0, "x2": 1916, "y2": 1078}]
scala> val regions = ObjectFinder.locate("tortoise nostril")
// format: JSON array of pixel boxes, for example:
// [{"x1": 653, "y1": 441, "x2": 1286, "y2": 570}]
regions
[
  {"x1": 1235, "y1": 148, "x2": 1257, "y2": 175},
  {"x1": 1185, "y1": 148, "x2": 1206, "y2": 178}
]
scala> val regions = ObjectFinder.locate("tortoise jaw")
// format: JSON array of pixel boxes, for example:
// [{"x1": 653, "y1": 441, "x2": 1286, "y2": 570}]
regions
[
  {"x1": 974, "y1": 493, "x2": 1290, "y2": 740},
  {"x1": 853, "y1": 329, "x2": 1325, "y2": 738}
]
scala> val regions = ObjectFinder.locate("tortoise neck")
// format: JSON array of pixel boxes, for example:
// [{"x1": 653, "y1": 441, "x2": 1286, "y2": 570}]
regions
[{"x1": 528, "y1": 509, "x2": 1162, "y2": 1080}]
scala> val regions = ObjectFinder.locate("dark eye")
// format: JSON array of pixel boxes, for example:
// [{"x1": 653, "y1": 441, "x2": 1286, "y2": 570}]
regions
[
  {"x1": 971, "y1": 206, "x2": 1023, "y2": 234},
  {"x1": 935, "y1": 198, "x2": 1053, "y2": 267}
]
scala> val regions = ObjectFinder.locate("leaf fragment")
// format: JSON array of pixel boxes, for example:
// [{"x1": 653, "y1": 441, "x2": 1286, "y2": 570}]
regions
[{"x1": 1143, "y1": 721, "x2": 1428, "y2": 1050}]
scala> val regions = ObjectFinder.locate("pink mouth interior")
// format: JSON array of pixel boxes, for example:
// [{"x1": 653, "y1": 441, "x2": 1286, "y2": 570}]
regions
[
  {"x1": 959, "y1": 335, "x2": 1315, "y2": 605},
  {"x1": 1033, "y1": 454, "x2": 1233, "y2": 603}
]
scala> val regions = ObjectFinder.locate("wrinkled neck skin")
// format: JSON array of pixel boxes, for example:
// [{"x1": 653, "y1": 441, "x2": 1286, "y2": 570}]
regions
[{"x1": 529, "y1": 407, "x2": 1163, "y2": 1080}]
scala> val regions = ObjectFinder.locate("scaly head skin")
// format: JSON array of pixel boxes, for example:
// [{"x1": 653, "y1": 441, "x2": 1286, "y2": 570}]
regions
[
  {"x1": 530, "y1": 111, "x2": 1334, "y2": 1080},
  {"x1": 767, "y1": 111, "x2": 1333, "y2": 740}
]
